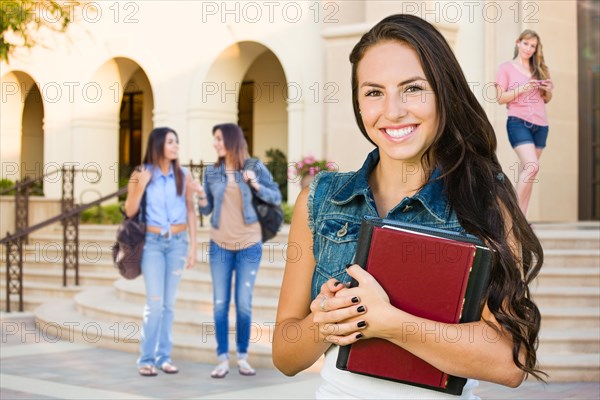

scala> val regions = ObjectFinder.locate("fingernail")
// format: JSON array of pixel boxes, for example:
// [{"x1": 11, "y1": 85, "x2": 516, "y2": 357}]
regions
[
  {"x1": 357, "y1": 320, "x2": 367, "y2": 328},
  {"x1": 351, "y1": 296, "x2": 359, "y2": 304},
  {"x1": 345, "y1": 263, "x2": 353, "y2": 269},
  {"x1": 356, "y1": 333, "x2": 363, "y2": 339},
  {"x1": 357, "y1": 305, "x2": 365, "y2": 313},
  {"x1": 334, "y1": 281, "x2": 342, "y2": 287}
]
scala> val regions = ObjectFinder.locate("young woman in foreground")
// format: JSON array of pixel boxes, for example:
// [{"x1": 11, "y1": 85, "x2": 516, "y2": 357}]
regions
[{"x1": 273, "y1": 14, "x2": 544, "y2": 399}]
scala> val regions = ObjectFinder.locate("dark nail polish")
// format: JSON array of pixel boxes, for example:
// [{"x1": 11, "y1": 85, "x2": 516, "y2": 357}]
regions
[
  {"x1": 357, "y1": 320, "x2": 367, "y2": 328},
  {"x1": 351, "y1": 296, "x2": 359, "y2": 304},
  {"x1": 334, "y1": 281, "x2": 342, "y2": 287},
  {"x1": 356, "y1": 333, "x2": 364, "y2": 339},
  {"x1": 345, "y1": 263, "x2": 353, "y2": 269},
  {"x1": 357, "y1": 305, "x2": 365, "y2": 313}
]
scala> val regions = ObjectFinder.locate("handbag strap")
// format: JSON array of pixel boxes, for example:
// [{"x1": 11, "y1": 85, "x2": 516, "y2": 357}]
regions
[{"x1": 139, "y1": 191, "x2": 147, "y2": 224}]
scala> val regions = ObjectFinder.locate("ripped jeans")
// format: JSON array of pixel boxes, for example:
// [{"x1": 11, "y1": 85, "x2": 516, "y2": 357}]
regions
[
  {"x1": 137, "y1": 231, "x2": 188, "y2": 367},
  {"x1": 209, "y1": 240, "x2": 262, "y2": 360}
]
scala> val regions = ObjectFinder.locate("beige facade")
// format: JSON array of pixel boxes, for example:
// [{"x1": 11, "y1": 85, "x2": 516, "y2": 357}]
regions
[{"x1": 0, "y1": 1, "x2": 582, "y2": 221}]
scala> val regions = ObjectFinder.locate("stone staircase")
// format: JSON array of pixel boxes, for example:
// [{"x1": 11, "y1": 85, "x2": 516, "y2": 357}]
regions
[{"x1": 1, "y1": 222, "x2": 599, "y2": 380}]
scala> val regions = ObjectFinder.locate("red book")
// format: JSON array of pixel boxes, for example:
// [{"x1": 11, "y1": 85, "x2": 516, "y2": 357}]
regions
[{"x1": 336, "y1": 217, "x2": 492, "y2": 395}]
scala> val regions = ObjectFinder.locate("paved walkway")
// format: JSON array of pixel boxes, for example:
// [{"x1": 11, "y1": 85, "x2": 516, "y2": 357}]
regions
[{"x1": 1, "y1": 313, "x2": 598, "y2": 399}]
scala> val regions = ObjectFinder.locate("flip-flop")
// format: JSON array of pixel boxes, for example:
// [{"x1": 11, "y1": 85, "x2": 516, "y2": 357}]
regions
[
  {"x1": 138, "y1": 365, "x2": 158, "y2": 377},
  {"x1": 237, "y1": 359, "x2": 256, "y2": 376},
  {"x1": 211, "y1": 361, "x2": 229, "y2": 379},
  {"x1": 159, "y1": 362, "x2": 179, "y2": 374}
]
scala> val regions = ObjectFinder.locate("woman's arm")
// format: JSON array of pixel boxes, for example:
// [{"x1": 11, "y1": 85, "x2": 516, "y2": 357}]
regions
[
  {"x1": 197, "y1": 169, "x2": 213, "y2": 215},
  {"x1": 496, "y1": 81, "x2": 538, "y2": 105},
  {"x1": 185, "y1": 172, "x2": 197, "y2": 269},
  {"x1": 124, "y1": 167, "x2": 151, "y2": 218},
  {"x1": 244, "y1": 160, "x2": 282, "y2": 205},
  {"x1": 272, "y1": 188, "x2": 362, "y2": 376},
  {"x1": 540, "y1": 79, "x2": 553, "y2": 103}
]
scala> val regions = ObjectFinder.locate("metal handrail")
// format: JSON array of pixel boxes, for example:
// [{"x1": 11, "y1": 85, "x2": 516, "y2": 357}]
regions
[
  {"x1": 1, "y1": 187, "x2": 128, "y2": 245},
  {"x1": 0, "y1": 168, "x2": 99, "y2": 195}
]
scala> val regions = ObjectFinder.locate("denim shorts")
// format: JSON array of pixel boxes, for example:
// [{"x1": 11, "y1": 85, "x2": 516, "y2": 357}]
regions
[{"x1": 506, "y1": 116, "x2": 549, "y2": 149}]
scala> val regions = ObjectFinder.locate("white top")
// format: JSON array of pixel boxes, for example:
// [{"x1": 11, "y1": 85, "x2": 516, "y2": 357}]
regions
[{"x1": 315, "y1": 346, "x2": 481, "y2": 400}]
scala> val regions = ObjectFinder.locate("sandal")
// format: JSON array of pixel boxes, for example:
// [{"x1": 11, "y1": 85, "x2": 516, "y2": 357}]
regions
[
  {"x1": 159, "y1": 362, "x2": 179, "y2": 374},
  {"x1": 138, "y1": 365, "x2": 158, "y2": 377},
  {"x1": 237, "y1": 359, "x2": 256, "y2": 376},
  {"x1": 210, "y1": 360, "x2": 229, "y2": 379}
]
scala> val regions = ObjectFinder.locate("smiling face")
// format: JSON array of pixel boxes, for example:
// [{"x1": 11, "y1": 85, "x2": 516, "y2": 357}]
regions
[
  {"x1": 162, "y1": 132, "x2": 179, "y2": 161},
  {"x1": 516, "y1": 36, "x2": 538, "y2": 60},
  {"x1": 213, "y1": 129, "x2": 227, "y2": 158},
  {"x1": 357, "y1": 40, "x2": 438, "y2": 167}
]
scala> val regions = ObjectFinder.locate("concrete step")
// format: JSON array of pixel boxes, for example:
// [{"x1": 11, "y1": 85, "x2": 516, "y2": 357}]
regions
[
  {"x1": 542, "y1": 249, "x2": 600, "y2": 268},
  {"x1": 34, "y1": 299, "x2": 275, "y2": 368},
  {"x1": 531, "y1": 286, "x2": 600, "y2": 308},
  {"x1": 114, "y1": 279, "x2": 279, "y2": 320},
  {"x1": 534, "y1": 229, "x2": 600, "y2": 250},
  {"x1": 116, "y1": 268, "x2": 283, "y2": 299},
  {"x1": 534, "y1": 266, "x2": 600, "y2": 287},
  {"x1": 540, "y1": 307, "x2": 600, "y2": 329},
  {"x1": 75, "y1": 287, "x2": 276, "y2": 341},
  {"x1": 534, "y1": 285, "x2": 600, "y2": 306},
  {"x1": 539, "y1": 328, "x2": 600, "y2": 353},
  {"x1": 1, "y1": 294, "x2": 53, "y2": 313},
  {"x1": 537, "y1": 353, "x2": 600, "y2": 382},
  {"x1": 0, "y1": 266, "x2": 120, "y2": 286},
  {"x1": 20, "y1": 239, "x2": 292, "y2": 264},
  {"x1": 0, "y1": 280, "x2": 83, "y2": 300}
]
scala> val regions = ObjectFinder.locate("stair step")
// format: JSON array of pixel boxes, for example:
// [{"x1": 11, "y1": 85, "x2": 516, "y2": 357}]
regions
[
  {"x1": 114, "y1": 279, "x2": 279, "y2": 319},
  {"x1": 540, "y1": 307, "x2": 600, "y2": 329},
  {"x1": 0, "y1": 266, "x2": 119, "y2": 286},
  {"x1": 542, "y1": 249, "x2": 600, "y2": 268},
  {"x1": 34, "y1": 299, "x2": 274, "y2": 368},
  {"x1": 0, "y1": 281, "x2": 84, "y2": 299},
  {"x1": 535, "y1": 230, "x2": 600, "y2": 250},
  {"x1": 531, "y1": 286, "x2": 600, "y2": 308},
  {"x1": 75, "y1": 287, "x2": 275, "y2": 341},
  {"x1": 534, "y1": 266, "x2": 600, "y2": 287},
  {"x1": 539, "y1": 328, "x2": 600, "y2": 353},
  {"x1": 537, "y1": 353, "x2": 600, "y2": 382}
]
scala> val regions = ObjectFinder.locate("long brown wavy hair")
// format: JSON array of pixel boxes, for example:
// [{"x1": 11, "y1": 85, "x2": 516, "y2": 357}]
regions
[
  {"x1": 514, "y1": 29, "x2": 549, "y2": 80},
  {"x1": 350, "y1": 14, "x2": 545, "y2": 380}
]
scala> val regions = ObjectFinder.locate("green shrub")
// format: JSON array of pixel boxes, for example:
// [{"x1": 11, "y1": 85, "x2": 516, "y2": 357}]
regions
[
  {"x1": 282, "y1": 202, "x2": 293, "y2": 225},
  {"x1": 0, "y1": 179, "x2": 15, "y2": 194},
  {"x1": 81, "y1": 204, "x2": 123, "y2": 224},
  {"x1": 265, "y1": 148, "x2": 288, "y2": 203}
]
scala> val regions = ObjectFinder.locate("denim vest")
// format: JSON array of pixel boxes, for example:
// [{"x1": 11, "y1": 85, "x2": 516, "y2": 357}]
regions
[
  {"x1": 199, "y1": 158, "x2": 282, "y2": 229},
  {"x1": 307, "y1": 149, "x2": 465, "y2": 301}
]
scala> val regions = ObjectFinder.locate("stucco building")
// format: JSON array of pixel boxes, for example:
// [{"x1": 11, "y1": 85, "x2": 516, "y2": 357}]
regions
[{"x1": 1, "y1": 0, "x2": 598, "y2": 222}]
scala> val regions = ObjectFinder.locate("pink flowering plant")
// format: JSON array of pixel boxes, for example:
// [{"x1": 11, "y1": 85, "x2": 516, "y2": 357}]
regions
[{"x1": 288, "y1": 155, "x2": 337, "y2": 184}]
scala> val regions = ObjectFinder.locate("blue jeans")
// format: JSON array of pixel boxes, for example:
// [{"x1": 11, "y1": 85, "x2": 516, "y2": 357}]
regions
[
  {"x1": 209, "y1": 240, "x2": 262, "y2": 360},
  {"x1": 137, "y1": 231, "x2": 188, "y2": 367}
]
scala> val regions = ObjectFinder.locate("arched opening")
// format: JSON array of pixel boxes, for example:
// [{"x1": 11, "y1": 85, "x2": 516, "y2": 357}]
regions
[
  {"x1": 71, "y1": 58, "x2": 154, "y2": 199},
  {"x1": 190, "y1": 41, "x2": 289, "y2": 200},
  {"x1": 0, "y1": 71, "x2": 44, "y2": 185},
  {"x1": 118, "y1": 68, "x2": 154, "y2": 187}
]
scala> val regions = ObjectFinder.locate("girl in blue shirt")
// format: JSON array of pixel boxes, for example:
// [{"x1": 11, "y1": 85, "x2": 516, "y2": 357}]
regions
[{"x1": 125, "y1": 127, "x2": 197, "y2": 377}]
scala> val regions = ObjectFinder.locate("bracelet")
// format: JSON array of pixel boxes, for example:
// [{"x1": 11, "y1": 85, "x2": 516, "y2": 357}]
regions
[{"x1": 198, "y1": 196, "x2": 207, "y2": 200}]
